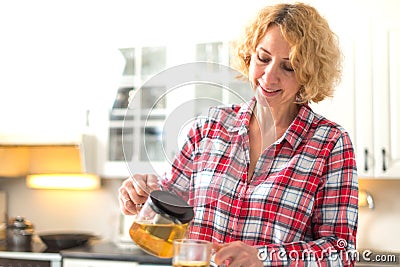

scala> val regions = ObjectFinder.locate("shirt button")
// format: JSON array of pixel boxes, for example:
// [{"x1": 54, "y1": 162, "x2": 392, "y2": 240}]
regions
[
  {"x1": 238, "y1": 193, "x2": 242, "y2": 199},
  {"x1": 230, "y1": 228, "x2": 234, "y2": 233}
]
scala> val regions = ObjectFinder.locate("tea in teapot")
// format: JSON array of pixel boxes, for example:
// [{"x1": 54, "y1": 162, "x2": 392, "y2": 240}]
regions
[{"x1": 129, "y1": 190, "x2": 194, "y2": 258}]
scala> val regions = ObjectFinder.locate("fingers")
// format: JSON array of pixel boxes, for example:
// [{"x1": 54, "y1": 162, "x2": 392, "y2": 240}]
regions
[
  {"x1": 213, "y1": 241, "x2": 263, "y2": 267},
  {"x1": 118, "y1": 181, "x2": 138, "y2": 215},
  {"x1": 146, "y1": 174, "x2": 160, "y2": 191},
  {"x1": 131, "y1": 174, "x2": 158, "y2": 200},
  {"x1": 118, "y1": 174, "x2": 160, "y2": 215},
  {"x1": 212, "y1": 242, "x2": 224, "y2": 252},
  {"x1": 118, "y1": 195, "x2": 140, "y2": 215}
]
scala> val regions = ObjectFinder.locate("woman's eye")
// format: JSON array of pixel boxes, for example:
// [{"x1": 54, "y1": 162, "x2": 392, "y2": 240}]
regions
[
  {"x1": 257, "y1": 54, "x2": 270, "y2": 63},
  {"x1": 282, "y1": 64, "x2": 294, "y2": 72}
]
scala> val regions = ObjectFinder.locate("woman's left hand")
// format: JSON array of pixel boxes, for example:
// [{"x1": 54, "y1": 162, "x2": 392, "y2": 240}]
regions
[{"x1": 213, "y1": 241, "x2": 263, "y2": 267}]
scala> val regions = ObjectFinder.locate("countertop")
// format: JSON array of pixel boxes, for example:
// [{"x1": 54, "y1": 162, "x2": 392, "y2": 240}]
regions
[
  {"x1": 60, "y1": 241, "x2": 172, "y2": 264},
  {"x1": 0, "y1": 240, "x2": 171, "y2": 265},
  {"x1": 0, "y1": 240, "x2": 61, "y2": 262}
]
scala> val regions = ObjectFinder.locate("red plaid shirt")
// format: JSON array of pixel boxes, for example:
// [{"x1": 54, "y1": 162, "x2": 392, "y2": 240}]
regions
[{"x1": 162, "y1": 98, "x2": 358, "y2": 266}]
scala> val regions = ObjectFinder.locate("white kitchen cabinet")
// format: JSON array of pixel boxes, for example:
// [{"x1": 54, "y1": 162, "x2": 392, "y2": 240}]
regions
[
  {"x1": 352, "y1": 16, "x2": 400, "y2": 178},
  {"x1": 312, "y1": 13, "x2": 400, "y2": 179},
  {"x1": 97, "y1": 42, "x2": 252, "y2": 178},
  {"x1": 98, "y1": 44, "x2": 196, "y2": 178},
  {"x1": 353, "y1": 20, "x2": 374, "y2": 178},
  {"x1": 367, "y1": 18, "x2": 400, "y2": 178},
  {"x1": 63, "y1": 258, "x2": 138, "y2": 267},
  {"x1": 95, "y1": 45, "x2": 170, "y2": 178}
]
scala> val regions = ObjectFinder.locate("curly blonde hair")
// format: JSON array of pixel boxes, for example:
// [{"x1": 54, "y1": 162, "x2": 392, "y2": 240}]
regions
[{"x1": 232, "y1": 2, "x2": 342, "y2": 103}]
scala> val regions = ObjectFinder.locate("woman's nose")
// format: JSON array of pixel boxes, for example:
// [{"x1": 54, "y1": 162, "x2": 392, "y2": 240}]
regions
[{"x1": 262, "y1": 62, "x2": 280, "y2": 84}]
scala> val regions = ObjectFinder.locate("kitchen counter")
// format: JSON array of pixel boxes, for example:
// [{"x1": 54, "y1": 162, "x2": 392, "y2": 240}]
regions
[
  {"x1": 60, "y1": 241, "x2": 172, "y2": 265},
  {"x1": 0, "y1": 240, "x2": 171, "y2": 265},
  {"x1": 0, "y1": 240, "x2": 61, "y2": 262}
]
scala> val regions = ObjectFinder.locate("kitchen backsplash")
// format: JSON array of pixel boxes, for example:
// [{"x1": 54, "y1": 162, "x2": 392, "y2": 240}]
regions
[{"x1": 0, "y1": 177, "x2": 399, "y2": 252}]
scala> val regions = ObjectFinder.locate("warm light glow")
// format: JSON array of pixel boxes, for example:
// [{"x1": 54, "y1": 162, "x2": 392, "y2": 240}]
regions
[
  {"x1": 359, "y1": 191, "x2": 368, "y2": 207},
  {"x1": 359, "y1": 190, "x2": 374, "y2": 209},
  {"x1": 26, "y1": 174, "x2": 100, "y2": 190}
]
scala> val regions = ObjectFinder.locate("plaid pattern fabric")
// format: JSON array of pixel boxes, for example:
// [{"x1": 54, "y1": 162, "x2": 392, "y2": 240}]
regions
[{"x1": 162, "y1": 97, "x2": 358, "y2": 266}]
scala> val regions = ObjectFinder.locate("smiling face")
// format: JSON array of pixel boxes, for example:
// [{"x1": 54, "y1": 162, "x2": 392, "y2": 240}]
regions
[{"x1": 249, "y1": 25, "x2": 301, "y2": 111}]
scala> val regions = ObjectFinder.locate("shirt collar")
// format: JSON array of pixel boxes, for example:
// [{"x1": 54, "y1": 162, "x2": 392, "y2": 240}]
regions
[
  {"x1": 234, "y1": 98, "x2": 255, "y2": 133},
  {"x1": 206, "y1": 97, "x2": 255, "y2": 133},
  {"x1": 211, "y1": 98, "x2": 314, "y2": 151},
  {"x1": 283, "y1": 104, "x2": 314, "y2": 150}
]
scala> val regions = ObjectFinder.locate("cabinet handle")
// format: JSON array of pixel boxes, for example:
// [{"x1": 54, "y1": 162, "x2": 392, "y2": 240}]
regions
[
  {"x1": 364, "y1": 148, "x2": 369, "y2": 172},
  {"x1": 382, "y1": 148, "x2": 387, "y2": 172}
]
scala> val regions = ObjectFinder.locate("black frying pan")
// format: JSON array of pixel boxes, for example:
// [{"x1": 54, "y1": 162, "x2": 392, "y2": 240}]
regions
[{"x1": 39, "y1": 232, "x2": 97, "y2": 250}]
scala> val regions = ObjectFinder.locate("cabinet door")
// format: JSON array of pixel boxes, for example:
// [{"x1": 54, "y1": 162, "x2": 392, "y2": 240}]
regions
[
  {"x1": 354, "y1": 20, "x2": 374, "y2": 178},
  {"x1": 63, "y1": 258, "x2": 138, "y2": 267},
  {"x1": 372, "y1": 18, "x2": 400, "y2": 178}
]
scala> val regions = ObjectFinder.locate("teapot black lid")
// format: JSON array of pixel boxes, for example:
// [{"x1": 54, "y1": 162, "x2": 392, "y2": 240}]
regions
[{"x1": 150, "y1": 190, "x2": 194, "y2": 224}]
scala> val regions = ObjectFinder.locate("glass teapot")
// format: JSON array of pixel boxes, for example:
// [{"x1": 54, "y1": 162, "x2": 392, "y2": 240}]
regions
[{"x1": 129, "y1": 190, "x2": 194, "y2": 258}]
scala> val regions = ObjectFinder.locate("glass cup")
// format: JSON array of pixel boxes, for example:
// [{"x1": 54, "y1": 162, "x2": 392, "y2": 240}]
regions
[{"x1": 172, "y1": 239, "x2": 212, "y2": 267}]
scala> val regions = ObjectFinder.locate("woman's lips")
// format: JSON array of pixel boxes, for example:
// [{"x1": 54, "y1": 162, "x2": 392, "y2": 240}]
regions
[{"x1": 258, "y1": 84, "x2": 282, "y2": 97}]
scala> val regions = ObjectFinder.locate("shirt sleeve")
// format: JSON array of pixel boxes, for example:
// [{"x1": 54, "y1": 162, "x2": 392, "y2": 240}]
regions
[
  {"x1": 160, "y1": 116, "x2": 203, "y2": 200},
  {"x1": 256, "y1": 131, "x2": 359, "y2": 266}
]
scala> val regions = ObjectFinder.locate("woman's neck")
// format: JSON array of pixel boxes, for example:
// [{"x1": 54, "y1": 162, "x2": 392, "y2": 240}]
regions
[
  {"x1": 251, "y1": 101, "x2": 301, "y2": 147},
  {"x1": 270, "y1": 103, "x2": 301, "y2": 138}
]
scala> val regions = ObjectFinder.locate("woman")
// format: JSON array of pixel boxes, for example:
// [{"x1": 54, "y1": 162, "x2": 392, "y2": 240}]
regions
[{"x1": 119, "y1": 3, "x2": 358, "y2": 266}]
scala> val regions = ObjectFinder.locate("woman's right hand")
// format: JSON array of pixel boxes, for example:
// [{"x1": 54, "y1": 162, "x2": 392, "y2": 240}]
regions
[{"x1": 118, "y1": 174, "x2": 160, "y2": 215}]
